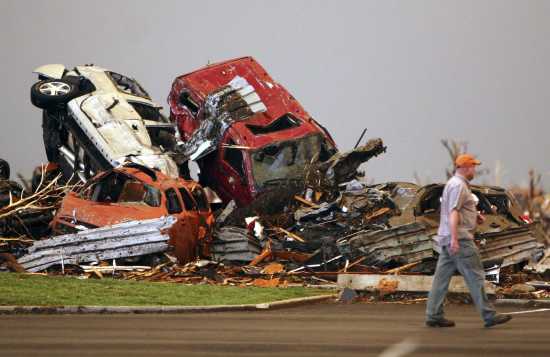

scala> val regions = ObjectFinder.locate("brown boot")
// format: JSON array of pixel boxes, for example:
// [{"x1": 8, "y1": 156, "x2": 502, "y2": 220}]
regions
[
  {"x1": 484, "y1": 314, "x2": 512, "y2": 328},
  {"x1": 426, "y1": 318, "x2": 456, "y2": 327}
]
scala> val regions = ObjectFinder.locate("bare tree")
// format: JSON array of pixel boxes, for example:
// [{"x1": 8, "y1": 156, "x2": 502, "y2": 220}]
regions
[
  {"x1": 528, "y1": 169, "x2": 543, "y2": 217},
  {"x1": 441, "y1": 139, "x2": 468, "y2": 179},
  {"x1": 441, "y1": 139, "x2": 489, "y2": 180}
]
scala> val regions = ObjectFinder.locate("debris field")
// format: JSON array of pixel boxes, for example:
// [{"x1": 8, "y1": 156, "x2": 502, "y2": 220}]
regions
[{"x1": 1, "y1": 57, "x2": 549, "y2": 302}]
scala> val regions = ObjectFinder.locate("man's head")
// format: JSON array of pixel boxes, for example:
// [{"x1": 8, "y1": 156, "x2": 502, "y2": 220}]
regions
[{"x1": 455, "y1": 154, "x2": 481, "y2": 181}]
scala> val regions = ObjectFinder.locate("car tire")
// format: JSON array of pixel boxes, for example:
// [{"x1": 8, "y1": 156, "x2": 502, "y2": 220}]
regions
[
  {"x1": 42, "y1": 111, "x2": 66, "y2": 162},
  {"x1": 30, "y1": 79, "x2": 79, "y2": 109},
  {"x1": 0, "y1": 158, "x2": 10, "y2": 180}
]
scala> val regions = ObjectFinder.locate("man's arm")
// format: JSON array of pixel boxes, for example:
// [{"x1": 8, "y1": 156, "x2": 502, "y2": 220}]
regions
[{"x1": 449, "y1": 209, "x2": 460, "y2": 254}]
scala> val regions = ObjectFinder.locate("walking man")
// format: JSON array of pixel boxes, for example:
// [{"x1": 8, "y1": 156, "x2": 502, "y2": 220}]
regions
[{"x1": 426, "y1": 154, "x2": 512, "y2": 328}]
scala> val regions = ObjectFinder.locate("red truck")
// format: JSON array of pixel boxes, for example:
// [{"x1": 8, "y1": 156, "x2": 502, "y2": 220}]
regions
[{"x1": 168, "y1": 57, "x2": 337, "y2": 206}]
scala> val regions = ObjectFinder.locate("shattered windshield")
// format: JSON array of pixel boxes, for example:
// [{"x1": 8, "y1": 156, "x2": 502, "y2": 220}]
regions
[
  {"x1": 251, "y1": 134, "x2": 330, "y2": 188},
  {"x1": 107, "y1": 71, "x2": 150, "y2": 98},
  {"x1": 90, "y1": 172, "x2": 161, "y2": 207}
]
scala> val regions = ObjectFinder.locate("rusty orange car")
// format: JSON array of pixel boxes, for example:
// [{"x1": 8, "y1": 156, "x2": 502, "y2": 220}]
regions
[{"x1": 51, "y1": 164, "x2": 214, "y2": 263}]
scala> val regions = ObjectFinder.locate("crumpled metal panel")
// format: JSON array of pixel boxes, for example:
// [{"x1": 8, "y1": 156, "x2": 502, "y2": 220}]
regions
[
  {"x1": 68, "y1": 97, "x2": 180, "y2": 178},
  {"x1": 309, "y1": 139, "x2": 387, "y2": 191},
  {"x1": 210, "y1": 226, "x2": 262, "y2": 262},
  {"x1": 18, "y1": 216, "x2": 176, "y2": 272},
  {"x1": 478, "y1": 226, "x2": 545, "y2": 268},
  {"x1": 179, "y1": 76, "x2": 267, "y2": 161},
  {"x1": 341, "y1": 222, "x2": 434, "y2": 267},
  {"x1": 33, "y1": 64, "x2": 66, "y2": 79}
]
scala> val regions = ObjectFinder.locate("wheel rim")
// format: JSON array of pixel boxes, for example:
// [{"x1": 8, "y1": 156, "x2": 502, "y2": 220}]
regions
[{"x1": 38, "y1": 81, "x2": 71, "y2": 96}]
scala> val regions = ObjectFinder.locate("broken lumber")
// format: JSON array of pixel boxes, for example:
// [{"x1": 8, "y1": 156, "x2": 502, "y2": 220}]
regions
[
  {"x1": 337, "y1": 273, "x2": 496, "y2": 294},
  {"x1": 277, "y1": 227, "x2": 306, "y2": 243}
]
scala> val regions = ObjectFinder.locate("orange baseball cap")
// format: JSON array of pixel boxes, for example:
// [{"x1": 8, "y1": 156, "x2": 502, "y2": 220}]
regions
[{"x1": 455, "y1": 154, "x2": 481, "y2": 168}]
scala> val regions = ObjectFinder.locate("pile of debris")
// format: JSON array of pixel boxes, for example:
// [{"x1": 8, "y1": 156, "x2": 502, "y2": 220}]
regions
[
  {"x1": 0, "y1": 161, "x2": 73, "y2": 263},
  {"x1": 1, "y1": 57, "x2": 548, "y2": 301}
]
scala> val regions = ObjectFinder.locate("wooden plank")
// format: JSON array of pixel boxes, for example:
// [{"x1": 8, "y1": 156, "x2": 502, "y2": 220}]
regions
[
  {"x1": 383, "y1": 261, "x2": 421, "y2": 274},
  {"x1": 337, "y1": 273, "x2": 496, "y2": 294},
  {"x1": 293, "y1": 195, "x2": 320, "y2": 208},
  {"x1": 277, "y1": 227, "x2": 306, "y2": 243}
]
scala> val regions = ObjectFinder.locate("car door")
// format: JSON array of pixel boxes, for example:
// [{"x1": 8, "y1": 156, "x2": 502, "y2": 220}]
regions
[
  {"x1": 188, "y1": 185, "x2": 215, "y2": 255},
  {"x1": 166, "y1": 186, "x2": 201, "y2": 264},
  {"x1": 212, "y1": 135, "x2": 252, "y2": 205}
]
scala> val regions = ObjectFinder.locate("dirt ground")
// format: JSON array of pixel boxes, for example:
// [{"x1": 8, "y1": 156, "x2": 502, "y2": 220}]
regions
[{"x1": 1, "y1": 302, "x2": 549, "y2": 356}]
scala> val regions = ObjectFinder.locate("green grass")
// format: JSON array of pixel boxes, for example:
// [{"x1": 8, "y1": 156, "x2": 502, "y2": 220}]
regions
[{"x1": 0, "y1": 273, "x2": 331, "y2": 306}]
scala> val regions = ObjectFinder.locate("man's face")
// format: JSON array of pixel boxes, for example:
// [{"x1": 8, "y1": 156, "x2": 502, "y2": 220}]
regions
[
  {"x1": 457, "y1": 165, "x2": 477, "y2": 180},
  {"x1": 465, "y1": 165, "x2": 476, "y2": 180}
]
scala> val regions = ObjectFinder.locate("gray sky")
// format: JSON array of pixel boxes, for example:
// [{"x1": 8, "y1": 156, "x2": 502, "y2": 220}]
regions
[{"x1": 1, "y1": 0, "x2": 549, "y2": 189}]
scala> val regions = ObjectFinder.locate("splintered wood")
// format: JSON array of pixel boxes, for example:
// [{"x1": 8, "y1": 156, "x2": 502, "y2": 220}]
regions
[{"x1": 114, "y1": 259, "x2": 327, "y2": 289}]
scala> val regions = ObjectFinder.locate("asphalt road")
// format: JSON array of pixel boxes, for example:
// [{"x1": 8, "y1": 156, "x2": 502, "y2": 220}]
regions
[{"x1": 1, "y1": 302, "x2": 549, "y2": 357}]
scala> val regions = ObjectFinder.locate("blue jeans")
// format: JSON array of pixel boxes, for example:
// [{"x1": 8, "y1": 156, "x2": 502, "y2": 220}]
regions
[{"x1": 426, "y1": 239, "x2": 496, "y2": 323}]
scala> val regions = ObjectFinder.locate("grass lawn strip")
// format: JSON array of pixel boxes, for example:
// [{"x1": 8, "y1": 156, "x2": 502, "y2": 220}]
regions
[{"x1": 0, "y1": 273, "x2": 332, "y2": 307}]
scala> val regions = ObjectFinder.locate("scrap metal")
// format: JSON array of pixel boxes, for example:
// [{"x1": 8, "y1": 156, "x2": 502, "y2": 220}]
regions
[
  {"x1": 210, "y1": 227, "x2": 262, "y2": 262},
  {"x1": 177, "y1": 75, "x2": 267, "y2": 161},
  {"x1": 18, "y1": 216, "x2": 176, "y2": 272}
]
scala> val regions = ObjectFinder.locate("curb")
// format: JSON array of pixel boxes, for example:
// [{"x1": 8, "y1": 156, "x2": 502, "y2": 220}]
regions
[
  {"x1": 0, "y1": 294, "x2": 337, "y2": 315},
  {"x1": 494, "y1": 299, "x2": 550, "y2": 308}
]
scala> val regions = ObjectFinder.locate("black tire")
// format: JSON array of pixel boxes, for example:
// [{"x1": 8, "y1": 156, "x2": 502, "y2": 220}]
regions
[
  {"x1": 30, "y1": 79, "x2": 80, "y2": 109},
  {"x1": 0, "y1": 180, "x2": 23, "y2": 208},
  {"x1": 0, "y1": 158, "x2": 9, "y2": 180},
  {"x1": 42, "y1": 111, "x2": 67, "y2": 162}
]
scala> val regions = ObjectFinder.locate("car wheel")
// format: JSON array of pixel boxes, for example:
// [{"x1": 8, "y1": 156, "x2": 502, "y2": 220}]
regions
[
  {"x1": 0, "y1": 158, "x2": 10, "y2": 180},
  {"x1": 42, "y1": 111, "x2": 66, "y2": 162},
  {"x1": 30, "y1": 79, "x2": 79, "y2": 109}
]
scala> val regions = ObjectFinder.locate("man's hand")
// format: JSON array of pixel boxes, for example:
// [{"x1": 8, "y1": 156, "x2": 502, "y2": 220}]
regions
[{"x1": 450, "y1": 239, "x2": 460, "y2": 255}]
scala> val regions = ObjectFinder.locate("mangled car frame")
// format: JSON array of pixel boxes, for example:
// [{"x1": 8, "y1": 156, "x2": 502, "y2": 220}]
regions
[
  {"x1": 30, "y1": 64, "x2": 181, "y2": 182},
  {"x1": 167, "y1": 56, "x2": 341, "y2": 206},
  {"x1": 50, "y1": 164, "x2": 214, "y2": 264}
]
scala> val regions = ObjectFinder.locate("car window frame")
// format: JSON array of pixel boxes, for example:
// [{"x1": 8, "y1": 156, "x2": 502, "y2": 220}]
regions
[{"x1": 165, "y1": 188, "x2": 183, "y2": 214}]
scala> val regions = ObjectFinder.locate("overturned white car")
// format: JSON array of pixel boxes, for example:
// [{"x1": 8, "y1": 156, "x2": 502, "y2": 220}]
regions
[{"x1": 30, "y1": 64, "x2": 181, "y2": 182}]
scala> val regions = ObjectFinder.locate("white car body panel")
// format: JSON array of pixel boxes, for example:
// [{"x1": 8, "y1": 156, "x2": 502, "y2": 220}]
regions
[{"x1": 33, "y1": 64, "x2": 66, "y2": 79}]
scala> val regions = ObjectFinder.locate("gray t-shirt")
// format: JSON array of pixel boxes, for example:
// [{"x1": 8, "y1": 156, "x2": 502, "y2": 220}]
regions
[{"x1": 437, "y1": 175, "x2": 478, "y2": 245}]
